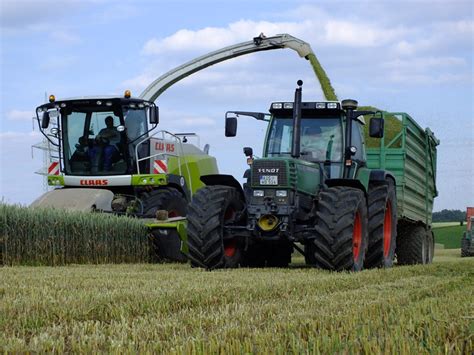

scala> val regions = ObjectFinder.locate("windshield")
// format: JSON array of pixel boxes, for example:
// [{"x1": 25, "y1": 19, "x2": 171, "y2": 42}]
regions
[
  {"x1": 62, "y1": 103, "x2": 127, "y2": 176},
  {"x1": 266, "y1": 116, "x2": 343, "y2": 162}
]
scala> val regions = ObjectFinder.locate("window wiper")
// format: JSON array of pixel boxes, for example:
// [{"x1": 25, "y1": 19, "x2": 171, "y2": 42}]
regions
[{"x1": 267, "y1": 152, "x2": 292, "y2": 155}]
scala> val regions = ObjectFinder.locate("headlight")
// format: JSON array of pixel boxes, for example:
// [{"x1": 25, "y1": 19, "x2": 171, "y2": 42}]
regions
[
  {"x1": 327, "y1": 102, "x2": 338, "y2": 109},
  {"x1": 276, "y1": 190, "x2": 287, "y2": 197},
  {"x1": 253, "y1": 190, "x2": 264, "y2": 197}
]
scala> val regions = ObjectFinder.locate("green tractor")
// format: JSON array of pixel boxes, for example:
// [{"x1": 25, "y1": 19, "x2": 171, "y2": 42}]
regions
[
  {"x1": 461, "y1": 216, "x2": 474, "y2": 257},
  {"x1": 187, "y1": 80, "x2": 438, "y2": 270}
]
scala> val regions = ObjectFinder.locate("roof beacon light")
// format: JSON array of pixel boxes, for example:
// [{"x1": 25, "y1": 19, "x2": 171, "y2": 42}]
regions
[
  {"x1": 124, "y1": 90, "x2": 131, "y2": 98},
  {"x1": 49, "y1": 95, "x2": 55, "y2": 103}
]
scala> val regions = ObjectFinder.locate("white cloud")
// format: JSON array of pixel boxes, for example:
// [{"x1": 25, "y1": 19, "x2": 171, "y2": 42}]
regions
[
  {"x1": 323, "y1": 20, "x2": 407, "y2": 47},
  {"x1": 383, "y1": 56, "x2": 466, "y2": 70},
  {"x1": 5, "y1": 110, "x2": 35, "y2": 122}
]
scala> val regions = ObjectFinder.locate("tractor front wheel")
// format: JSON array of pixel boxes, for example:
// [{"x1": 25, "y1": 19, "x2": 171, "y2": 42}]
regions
[
  {"x1": 312, "y1": 187, "x2": 368, "y2": 271},
  {"x1": 187, "y1": 186, "x2": 245, "y2": 270}
]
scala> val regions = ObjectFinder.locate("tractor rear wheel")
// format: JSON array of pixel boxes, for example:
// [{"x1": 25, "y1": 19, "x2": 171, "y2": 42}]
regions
[
  {"x1": 311, "y1": 187, "x2": 368, "y2": 271},
  {"x1": 365, "y1": 181, "x2": 397, "y2": 268},
  {"x1": 396, "y1": 224, "x2": 428, "y2": 265},
  {"x1": 142, "y1": 187, "x2": 188, "y2": 262},
  {"x1": 187, "y1": 186, "x2": 245, "y2": 270}
]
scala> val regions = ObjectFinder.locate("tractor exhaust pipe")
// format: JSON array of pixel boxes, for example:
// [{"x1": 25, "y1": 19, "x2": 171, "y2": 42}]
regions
[{"x1": 291, "y1": 80, "x2": 303, "y2": 158}]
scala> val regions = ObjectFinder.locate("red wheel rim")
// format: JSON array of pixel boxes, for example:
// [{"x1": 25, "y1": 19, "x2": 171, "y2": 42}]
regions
[
  {"x1": 383, "y1": 202, "x2": 392, "y2": 258},
  {"x1": 224, "y1": 239, "x2": 237, "y2": 257},
  {"x1": 168, "y1": 209, "x2": 179, "y2": 218},
  {"x1": 223, "y1": 206, "x2": 237, "y2": 257},
  {"x1": 353, "y1": 211, "x2": 362, "y2": 261}
]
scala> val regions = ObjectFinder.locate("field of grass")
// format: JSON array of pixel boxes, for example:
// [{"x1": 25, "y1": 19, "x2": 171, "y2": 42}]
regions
[
  {"x1": 433, "y1": 225, "x2": 466, "y2": 249},
  {"x1": 1, "y1": 249, "x2": 472, "y2": 353},
  {"x1": 1, "y1": 204, "x2": 149, "y2": 265},
  {"x1": 433, "y1": 222, "x2": 463, "y2": 228}
]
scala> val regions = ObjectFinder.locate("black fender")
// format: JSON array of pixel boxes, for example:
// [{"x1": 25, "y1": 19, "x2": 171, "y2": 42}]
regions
[
  {"x1": 325, "y1": 178, "x2": 367, "y2": 194},
  {"x1": 369, "y1": 170, "x2": 397, "y2": 187},
  {"x1": 166, "y1": 174, "x2": 191, "y2": 202},
  {"x1": 200, "y1": 174, "x2": 246, "y2": 201}
]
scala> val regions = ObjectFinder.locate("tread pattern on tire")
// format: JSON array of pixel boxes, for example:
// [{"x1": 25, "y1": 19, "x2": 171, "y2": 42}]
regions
[
  {"x1": 311, "y1": 186, "x2": 368, "y2": 271},
  {"x1": 396, "y1": 224, "x2": 426, "y2": 265},
  {"x1": 187, "y1": 186, "x2": 244, "y2": 270},
  {"x1": 141, "y1": 187, "x2": 187, "y2": 217},
  {"x1": 365, "y1": 182, "x2": 397, "y2": 268}
]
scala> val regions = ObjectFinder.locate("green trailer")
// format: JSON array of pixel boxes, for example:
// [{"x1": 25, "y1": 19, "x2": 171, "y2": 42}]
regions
[{"x1": 367, "y1": 112, "x2": 439, "y2": 264}]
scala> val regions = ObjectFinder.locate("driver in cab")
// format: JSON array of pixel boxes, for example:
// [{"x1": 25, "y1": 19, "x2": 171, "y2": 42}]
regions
[{"x1": 89, "y1": 116, "x2": 120, "y2": 172}]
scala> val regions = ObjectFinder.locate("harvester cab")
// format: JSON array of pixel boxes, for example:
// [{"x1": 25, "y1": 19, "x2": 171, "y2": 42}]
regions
[{"x1": 34, "y1": 91, "x2": 217, "y2": 217}]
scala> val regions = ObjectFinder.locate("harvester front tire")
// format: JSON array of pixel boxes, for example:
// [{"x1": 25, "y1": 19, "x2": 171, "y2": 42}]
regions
[
  {"x1": 142, "y1": 188, "x2": 188, "y2": 263},
  {"x1": 396, "y1": 224, "x2": 428, "y2": 265},
  {"x1": 365, "y1": 181, "x2": 397, "y2": 268},
  {"x1": 187, "y1": 186, "x2": 245, "y2": 270},
  {"x1": 142, "y1": 187, "x2": 187, "y2": 218},
  {"x1": 311, "y1": 187, "x2": 368, "y2": 271}
]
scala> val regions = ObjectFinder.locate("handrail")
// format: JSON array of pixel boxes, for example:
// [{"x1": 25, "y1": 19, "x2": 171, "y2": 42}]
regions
[{"x1": 134, "y1": 130, "x2": 193, "y2": 191}]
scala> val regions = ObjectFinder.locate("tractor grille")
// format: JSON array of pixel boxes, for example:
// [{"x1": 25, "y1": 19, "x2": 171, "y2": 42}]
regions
[{"x1": 251, "y1": 160, "x2": 288, "y2": 187}]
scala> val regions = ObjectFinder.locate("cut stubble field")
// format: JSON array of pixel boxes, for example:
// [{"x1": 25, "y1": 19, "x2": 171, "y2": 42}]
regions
[{"x1": 1, "y1": 249, "x2": 473, "y2": 353}]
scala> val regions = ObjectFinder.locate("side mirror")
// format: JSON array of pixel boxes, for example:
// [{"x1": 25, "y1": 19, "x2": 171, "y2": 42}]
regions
[
  {"x1": 243, "y1": 147, "x2": 253, "y2": 157},
  {"x1": 225, "y1": 116, "x2": 237, "y2": 137},
  {"x1": 149, "y1": 106, "x2": 159, "y2": 124},
  {"x1": 41, "y1": 111, "x2": 50, "y2": 129},
  {"x1": 369, "y1": 117, "x2": 384, "y2": 138}
]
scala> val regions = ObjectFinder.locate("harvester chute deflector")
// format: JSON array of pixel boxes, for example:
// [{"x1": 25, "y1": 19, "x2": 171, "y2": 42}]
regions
[{"x1": 139, "y1": 33, "x2": 316, "y2": 102}]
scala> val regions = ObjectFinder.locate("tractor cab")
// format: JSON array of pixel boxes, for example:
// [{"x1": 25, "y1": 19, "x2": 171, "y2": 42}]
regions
[{"x1": 36, "y1": 91, "x2": 159, "y2": 177}]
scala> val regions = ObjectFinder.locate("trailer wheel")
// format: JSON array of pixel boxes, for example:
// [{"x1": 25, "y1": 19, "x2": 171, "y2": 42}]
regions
[
  {"x1": 312, "y1": 187, "x2": 368, "y2": 271},
  {"x1": 365, "y1": 181, "x2": 397, "y2": 268},
  {"x1": 396, "y1": 224, "x2": 427, "y2": 265},
  {"x1": 425, "y1": 229, "x2": 435, "y2": 263},
  {"x1": 187, "y1": 186, "x2": 245, "y2": 270},
  {"x1": 142, "y1": 188, "x2": 187, "y2": 262}
]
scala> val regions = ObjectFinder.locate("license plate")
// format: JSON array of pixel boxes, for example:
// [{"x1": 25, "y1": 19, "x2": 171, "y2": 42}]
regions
[{"x1": 260, "y1": 175, "x2": 278, "y2": 185}]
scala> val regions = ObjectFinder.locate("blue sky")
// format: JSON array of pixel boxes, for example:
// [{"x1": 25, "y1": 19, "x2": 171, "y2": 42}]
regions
[{"x1": 1, "y1": 0, "x2": 473, "y2": 211}]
